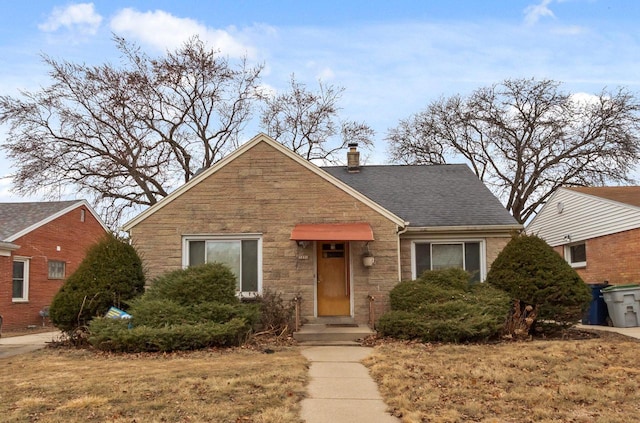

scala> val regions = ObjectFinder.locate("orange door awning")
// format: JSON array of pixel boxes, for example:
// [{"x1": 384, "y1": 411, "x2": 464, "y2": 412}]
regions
[{"x1": 290, "y1": 223, "x2": 374, "y2": 241}]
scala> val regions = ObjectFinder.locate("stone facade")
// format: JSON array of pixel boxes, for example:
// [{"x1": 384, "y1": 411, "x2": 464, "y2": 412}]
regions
[
  {"x1": 129, "y1": 140, "x2": 401, "y2": 324},
  {"x1": 127, "y1": 136, "x2": 517, "y2": 325},
  {"x1": 0, "y1": 205, "x2": 106, "y2": 330}
]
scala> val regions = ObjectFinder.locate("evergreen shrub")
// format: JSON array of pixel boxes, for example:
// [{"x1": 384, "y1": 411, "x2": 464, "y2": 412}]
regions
[
  {"x1": 486, "y1": 234, "x2": 590, "y2": 329},
  {"x1": 88, "y1": 263, "x2": 256, "y2": 352},
  {"x1": 49, "y1": 234, "x2": 145, "y2": 334},
  {"x1": 378, "y1": 268, "x2": 511, "y2": 343}
]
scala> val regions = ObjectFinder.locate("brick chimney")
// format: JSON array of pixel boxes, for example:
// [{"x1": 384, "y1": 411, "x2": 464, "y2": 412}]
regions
[{"x1": 347, "y1": 142, "x2": 360, "y2": 173}]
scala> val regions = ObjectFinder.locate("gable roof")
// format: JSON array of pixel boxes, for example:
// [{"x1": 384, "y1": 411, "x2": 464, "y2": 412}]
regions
[
  {"x1": 322, "y1": 165, "x2": 519, "y2": 228},
  {"x1": 123, "y1": 133, "x2": 520, "y2": 232},
  {"x1": 566, "y1": 186, "x2": 640, "y2": 208},
  {"x1": 123, "y1": 134, "x2": 407, "y2": 231},
  {"x1": 526, "y1": 187, "x2": 640, "y2": 246},
  {"x1": 0, "y1": 200, "x2": 107, "y2": 242}
]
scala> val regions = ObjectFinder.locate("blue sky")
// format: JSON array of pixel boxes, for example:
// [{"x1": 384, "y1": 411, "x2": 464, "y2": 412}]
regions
[{"x1": 1, "y1": 0, "x2": 639, "y2": 201}]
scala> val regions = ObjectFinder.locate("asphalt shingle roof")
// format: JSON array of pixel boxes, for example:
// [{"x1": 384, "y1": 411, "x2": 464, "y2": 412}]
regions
[
  {"x1": 0, "y1": 200, "x2": 81, "y2": 241},
  {"x1": 567, "y1": 186, "x2": 640, "y2": 208},
  {"x1": 322, "y1": 164, "x2": 518, "y2": 227}
]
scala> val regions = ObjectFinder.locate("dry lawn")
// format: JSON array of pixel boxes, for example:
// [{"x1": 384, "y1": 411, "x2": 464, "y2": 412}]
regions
[
  {"x1": 0, "y1": 346, "x2": 308, "y2": 423},
  {"x1": 364, "y1": 332, "x2": 640, "y2": 423}
]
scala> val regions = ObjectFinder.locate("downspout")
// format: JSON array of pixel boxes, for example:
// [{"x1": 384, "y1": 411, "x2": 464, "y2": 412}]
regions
[{"x1": 396, "y1": 223, "x2": 410, "y2": 281}]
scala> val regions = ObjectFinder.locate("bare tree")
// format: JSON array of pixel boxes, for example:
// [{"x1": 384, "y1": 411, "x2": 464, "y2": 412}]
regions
[
  {"x1": 260, "y1": 75, "x2": 374, "y2": 163},
  {"x1": 0, "y1": 35, "x2": 262, "y2": 227},
  {"x1": 387, "y1": 78, "x2": 640, "y2": 223}
]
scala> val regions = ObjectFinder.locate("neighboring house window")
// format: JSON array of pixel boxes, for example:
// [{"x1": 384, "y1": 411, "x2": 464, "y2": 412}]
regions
[
  {"x1": 80, "y1": 209, "x2": 86, "y2": 222},
  {"x1": 48, "y1": 260, "x2": 66, "y2": 279},
  {"x1": 565, "y1": 242, "x2": 586, "y2": 268},
  {"x1": 413, "y1": 241, "x2": 484, "y2": 283},
  {"x1": 12, "y1": 257, "x2": 30, "y2": 302},
  {"x1": 184, "y1": 235, "x2": 261, "y2": 295}
]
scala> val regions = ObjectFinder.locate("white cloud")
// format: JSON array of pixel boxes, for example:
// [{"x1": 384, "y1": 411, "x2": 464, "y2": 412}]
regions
[
  {"x1": 524, "y1": 0, "x2": 556, "y2": 26},
  {"x1": 316, "y1": 67, "x2": 335, "y2": 81},
  {"x1": 569, "y1": 91, "x2": 600, "y2": 105},
  {"x1": 110, "y1": 8, "x2": 255, "y2": 58},
  {"x1": 255, "y1": 83, "x2": 277, "y2": 98},
  {"x1": 38, "y1": 3, "x2": 102, "y2": 35}
]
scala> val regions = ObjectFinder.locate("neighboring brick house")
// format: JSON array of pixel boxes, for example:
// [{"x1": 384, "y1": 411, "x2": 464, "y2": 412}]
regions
[
  {"x1": 526, "y1": 186, "x2": 640, "y2": 285},
  {"x1": 123, "y1": 134, "x2": 521, "y2": 327},
  {"x1": 0, "y1": 200, "x2": 107, "y2": 331}
]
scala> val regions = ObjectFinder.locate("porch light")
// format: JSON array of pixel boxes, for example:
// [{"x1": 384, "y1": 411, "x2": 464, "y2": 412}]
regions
[{"x1": 362, "y1": 243, "x2": 375, "y2": 267}]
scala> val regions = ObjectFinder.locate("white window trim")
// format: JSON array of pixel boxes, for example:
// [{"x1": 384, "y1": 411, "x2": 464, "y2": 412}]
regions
[
  {"x1": 410, "y1": 239, "x2": 487, "y2": 282},
  {"x1": 564, "y1": 242, "x2": 586, "y2": 268},
  {"x1": 12, "y1": 256, "x2": 30, "y2": 302},
  {"x1": 182, "y1": 234, "x2": 263, "y2": 297}
]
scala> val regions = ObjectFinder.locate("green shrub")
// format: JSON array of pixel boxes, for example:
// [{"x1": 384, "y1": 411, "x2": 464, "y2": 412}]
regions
[
  {"x1": 143, "y1": 263, "x2": 238, "y2": 306},
  {"x1": 378, "y1": 310, "x2": 431, "y2": 340},
  {"x1": 486, "y1": 234, "x2": 590, "y2": 327},
  {"x1": 379, "y1": 268, "x2": 511, "y2": 343},
  {"x1": 419, "y1": 267, "x2": 470, "y2": 291},
  {"x1": 88, "y1": 317, "x2": 250, "y2": 352},
  {"x1": 88, "y1": 263, "x2": 257, "y2": 352},
  {"x1": 49, "y1": 234, "x2": 145, "y2": 334}
]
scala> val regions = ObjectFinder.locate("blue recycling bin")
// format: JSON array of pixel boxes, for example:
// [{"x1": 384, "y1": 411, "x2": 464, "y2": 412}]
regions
[{"x1": 587, "y1": 283, "x2": 610, "y2": 325}]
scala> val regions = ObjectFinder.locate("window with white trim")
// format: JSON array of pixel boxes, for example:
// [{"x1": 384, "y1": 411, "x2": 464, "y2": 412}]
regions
[
  {"x1": 184, "y1": 236, "x2": 261, "y2": 295},
  {"x1": 413, "y1": 241, "x2": 484, "y2": 283},
  {"x1": 565, "y1": 242, "x2": 586, "y2": 268},
  {"x1": 12, "y1": 257, "x2": 30, "y2": 301}
]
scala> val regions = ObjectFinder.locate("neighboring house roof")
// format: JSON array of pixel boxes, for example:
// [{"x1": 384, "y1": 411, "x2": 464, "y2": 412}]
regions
[
  {"x1": 566, "y1": 186, "x2": 640, "y2": 208},
  {"x1": 123, "y1": 133, "x2": 520, "y2": 232},
  {"x1": 526, "y1": 186, "x2": 640, "y2": 246},
  {"x1": 0, "y1": 200, "x2": 108, "y2": 242},
  {"x1": 322, "y1": 165, "x2": 519, "y2": 228}
]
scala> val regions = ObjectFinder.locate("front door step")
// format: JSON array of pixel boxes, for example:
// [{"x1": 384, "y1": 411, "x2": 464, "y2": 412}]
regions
[{"x1": 293, "y1": 324, "x2": 375, "y2": 345}]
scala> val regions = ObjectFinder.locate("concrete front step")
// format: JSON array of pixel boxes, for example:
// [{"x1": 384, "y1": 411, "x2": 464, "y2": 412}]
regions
[{"x1": 293, "y1": 324, "x2": 375, "y2": 343}]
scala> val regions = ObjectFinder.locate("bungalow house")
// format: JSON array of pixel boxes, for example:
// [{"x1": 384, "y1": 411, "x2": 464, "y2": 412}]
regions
[
  {"x1": 526, "y1": 186, "x2": 640, "y2": 285},
  {"x1": 0, "y1": 200, "x2": 107, "y2": 331},
  {"x1": 123, "y1": 134, "x2": 521, "y2": 333}
]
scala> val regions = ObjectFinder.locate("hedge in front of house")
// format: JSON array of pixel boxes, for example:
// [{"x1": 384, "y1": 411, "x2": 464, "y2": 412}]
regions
[
  {"x1": 378, "y1": 269, "x2": 511, "y2": 343},
  {"x1": 88, "y1": 317, "x2": 250, "y2": 352},
  {"x1": 88, "y1": 263, "x2": 257, "y2": 352},
  {"x1": 125, "y1": 298, "x2": 259, "y2": 328},
  {"x1": 143, "y1": 262, "x2": 239, "y2": 306}
]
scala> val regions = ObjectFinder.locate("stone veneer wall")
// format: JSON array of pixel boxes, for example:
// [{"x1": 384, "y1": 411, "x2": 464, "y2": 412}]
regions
[{"x1": 129, "y1": 141, "x2": 400, "y2": 324}]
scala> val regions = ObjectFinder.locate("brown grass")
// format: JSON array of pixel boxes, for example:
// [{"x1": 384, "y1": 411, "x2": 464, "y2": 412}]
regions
[
  {"x1": 0, "y1": 346, "x2": 308, "y2": 423},
  {"x1": 363, "y1": 332, "x2": 640, "y2": 423}
]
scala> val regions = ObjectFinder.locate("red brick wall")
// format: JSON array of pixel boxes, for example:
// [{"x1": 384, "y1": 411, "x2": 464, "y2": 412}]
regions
[
  {"x1": 0, "y1": 205, "x2": 107, "y2": 331},
  {"x1": 555, "y1": 228, "x2": 640, "y2": 285}
]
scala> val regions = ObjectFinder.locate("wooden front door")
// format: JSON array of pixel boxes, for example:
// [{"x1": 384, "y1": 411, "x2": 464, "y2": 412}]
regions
[{"x1": 317, "y1": 241, "x2": 350, "y2": 316}]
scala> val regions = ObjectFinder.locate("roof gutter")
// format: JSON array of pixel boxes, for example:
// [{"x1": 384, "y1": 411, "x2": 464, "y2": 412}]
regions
[
  {"x1": 0, "y1": 241, "x2": 20, "y2": 257},
  {"x1": 402, "y1": 224, "x2": 523, "y2": 234}
]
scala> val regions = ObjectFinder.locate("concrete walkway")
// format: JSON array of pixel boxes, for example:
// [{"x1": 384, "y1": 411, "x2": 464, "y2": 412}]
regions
[
  {"x1": 577, "y1": 323, "x2": 640, "y2": 339},
  {"x1": 300, "y1": 346, "x2": 399, "y2": 423},
  {"x1": 0, "y1": 331, "x2": 61, "y2": 359}
]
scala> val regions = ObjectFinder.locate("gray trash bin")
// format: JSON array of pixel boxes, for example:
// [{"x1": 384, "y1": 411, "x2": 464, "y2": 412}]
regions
[{"x1": 602, "y1": 284, "x2": 640, "y2": 328}]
